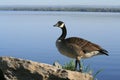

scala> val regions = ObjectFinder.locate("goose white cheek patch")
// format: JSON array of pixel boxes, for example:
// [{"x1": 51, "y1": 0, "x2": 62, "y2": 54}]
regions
[{"x1": 59, "y1": 23, "x2": 65, "y2": 28}]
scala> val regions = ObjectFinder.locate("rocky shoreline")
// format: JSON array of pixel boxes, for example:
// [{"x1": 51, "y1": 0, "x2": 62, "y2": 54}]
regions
[{"x1": 0, "y1": 57, "x2": 93, "y2": 80}]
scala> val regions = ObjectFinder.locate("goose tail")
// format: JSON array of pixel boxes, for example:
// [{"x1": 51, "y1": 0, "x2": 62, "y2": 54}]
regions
[{"x1": 99, "y1": 49, "x2": 109, "y2": 56}]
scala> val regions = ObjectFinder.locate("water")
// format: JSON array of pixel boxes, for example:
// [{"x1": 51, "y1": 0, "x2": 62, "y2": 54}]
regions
[{"x1": 0, "y1": 11, "x2": 120, "y2": 80}]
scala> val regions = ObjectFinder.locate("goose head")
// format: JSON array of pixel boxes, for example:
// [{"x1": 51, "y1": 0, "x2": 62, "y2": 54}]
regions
[{"x1": 53, "y1": 21, "x2": 65, "y2": 28}]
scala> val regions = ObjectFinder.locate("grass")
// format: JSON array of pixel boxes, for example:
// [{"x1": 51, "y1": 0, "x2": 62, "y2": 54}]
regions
[
  {"x1": 93, "y1": 69, "x2": 103, "y2": 80},
  {"x1": 62, "y1": 59, "x2": 103, "y2": 80},
  {"x1": 62, "y1": 60, "x2": 75, "y2": 71}
]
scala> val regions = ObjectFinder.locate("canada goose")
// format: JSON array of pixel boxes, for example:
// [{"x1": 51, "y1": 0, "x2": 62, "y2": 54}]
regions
[{"x1": 53, "y1": 21, "x2": 108, "y2": 71}]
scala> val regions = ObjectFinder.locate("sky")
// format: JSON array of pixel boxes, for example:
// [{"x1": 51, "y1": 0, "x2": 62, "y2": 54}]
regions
[{"x1": 0, "y1": 0, "x2": 120, "y2": 6}]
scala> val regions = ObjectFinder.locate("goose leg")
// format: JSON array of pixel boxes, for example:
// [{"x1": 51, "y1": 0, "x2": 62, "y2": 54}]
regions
[
  {"x1": 75, "y1": 59, "x2": 82, "y2": 72},
  {"x1": 75, "y1": 59, "x2": 78, "y2": 71},
  {"x1": 78, "y1": 60, "x2": 82, "y2": 72}
]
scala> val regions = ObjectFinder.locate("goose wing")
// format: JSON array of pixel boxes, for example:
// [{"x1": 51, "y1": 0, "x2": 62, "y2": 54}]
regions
[{"x1": 65, "y1": 37, "x2": 103, "y2": 53}]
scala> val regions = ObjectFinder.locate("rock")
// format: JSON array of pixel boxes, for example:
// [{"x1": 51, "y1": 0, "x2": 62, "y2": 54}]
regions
[
  {"x1": 0, "y1": 57, "x2": 93, "y2": 80},
  {"x1": 0, "y1": 68, "x2": 6, "y2": 80},
  {"x1": 53, "y1": 61, "x2": 62, "y2": 69}
]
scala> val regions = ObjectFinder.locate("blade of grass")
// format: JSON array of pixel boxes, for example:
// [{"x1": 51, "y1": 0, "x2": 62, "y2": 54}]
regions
[{"x1": 93, "y1": 69, "x2": 104, "y2": 80}]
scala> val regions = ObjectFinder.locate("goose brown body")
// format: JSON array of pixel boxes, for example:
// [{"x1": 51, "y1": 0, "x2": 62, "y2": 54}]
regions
[
  {"x1": 54, "y1": 21, "x2": 108, "y2": 71},
  {"x1": 56, "y1": 37, "x2": 106, "y2": 59}
]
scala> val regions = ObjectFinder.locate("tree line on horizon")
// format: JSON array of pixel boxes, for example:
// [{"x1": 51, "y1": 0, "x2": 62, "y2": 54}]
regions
[{"x1": 0, "y1": 6, "x2": 120, "y2": 12}]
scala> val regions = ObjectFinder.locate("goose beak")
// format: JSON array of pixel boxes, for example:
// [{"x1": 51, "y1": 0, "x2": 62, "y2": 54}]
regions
[
  {"x1": 53, "y1": 24, "x2": 56, "y2": 27},
  {"x1": 53, "y1": 23, "x2": 58, "y2": 27}
]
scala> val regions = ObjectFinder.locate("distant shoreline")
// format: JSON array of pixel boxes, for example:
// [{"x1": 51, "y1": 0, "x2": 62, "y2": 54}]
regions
[{"x1": 0, "y1": 5, "x2": 120, "y2": 12}]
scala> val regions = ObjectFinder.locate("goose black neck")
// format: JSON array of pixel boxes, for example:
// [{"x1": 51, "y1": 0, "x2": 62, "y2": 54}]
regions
[{"x1": 58, "y1": 25, "x2": 67, "y2": 40}]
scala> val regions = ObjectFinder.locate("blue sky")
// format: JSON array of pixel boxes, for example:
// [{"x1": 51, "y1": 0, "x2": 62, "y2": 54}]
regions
[{"x1": 0, "y1": 0, "x2": 120, "y2": 5}]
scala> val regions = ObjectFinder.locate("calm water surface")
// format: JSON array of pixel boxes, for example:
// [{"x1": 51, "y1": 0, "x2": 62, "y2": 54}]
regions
[{"x1": 0, "y1": 11, "x2": 120, "y2": 80}]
